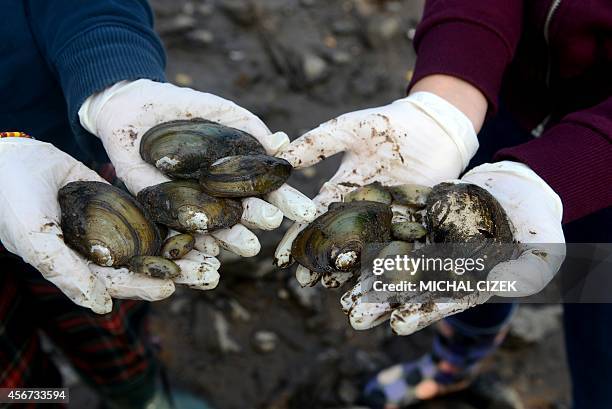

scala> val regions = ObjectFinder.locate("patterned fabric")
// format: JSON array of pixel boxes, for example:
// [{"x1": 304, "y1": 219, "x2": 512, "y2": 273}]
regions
[
  {"x1": 0, "y1": 253, "x2": 157, "y2": 409},
  {"x1": 362, "y1": 319, "x2": 511, "y2": 408},
  {"x1": 0, "y1": 132, "x2": 33, "y2": 139}
]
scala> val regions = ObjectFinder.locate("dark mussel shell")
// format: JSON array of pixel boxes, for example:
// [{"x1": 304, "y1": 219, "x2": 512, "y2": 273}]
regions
[
  {"x1": 59, "y1": 181, "x2": 161, "y2": 267},
  {"x1": 425, "y1": 182, "x2": 516, "y2": 273},
  {"x1": 140, "y1": 119, "x2": 265, "y2": 179},
  {"x1": 291, "y1": 201, "x2": 393, "y2": 274},
  {"x1": 199, "y1": 154, "x2": 292, "y2": 197},
  {"x1": 137, "y1": 180, "x2": 242, "y2": 233}
]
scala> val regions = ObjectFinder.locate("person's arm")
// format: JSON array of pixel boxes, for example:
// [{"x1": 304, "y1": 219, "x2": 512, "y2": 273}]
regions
[
  {"x1": 496, "y1": 97, "x2": 612, "y2": 223},
  {"x1": 408, "y1": 0, "x2": 524, "y2": 116},
  {"x1": 411, "y1": 75, "x2": 488, "y2": 133},
  {"x1": 24, "y1": 0, "x2": 166, "y2": 140}
]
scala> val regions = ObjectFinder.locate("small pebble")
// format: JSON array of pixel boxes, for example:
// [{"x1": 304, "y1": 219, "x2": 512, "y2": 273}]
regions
[{"x1": 252, "y1": 331, "x2": 278, "y2": 353}]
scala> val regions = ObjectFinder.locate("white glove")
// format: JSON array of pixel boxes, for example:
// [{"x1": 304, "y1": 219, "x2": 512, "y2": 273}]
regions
[
  {"x1": 345, "y1": 161, "x2": 566, "y2": 335},
  {"x1": 274, "y1": 92, "x2": 479, "y2": 286},
  {"x1": 79, "y1": 79, "x2": 316, "y2": 261},
  {"x1": 0, "y1": 138, "x2": 177, "y2": 314}
]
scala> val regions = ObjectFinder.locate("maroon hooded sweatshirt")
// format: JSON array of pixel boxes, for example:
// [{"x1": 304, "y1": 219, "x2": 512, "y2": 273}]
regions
[{"x1": 409, "y1": 0, "x2": 611, "y2": 224}]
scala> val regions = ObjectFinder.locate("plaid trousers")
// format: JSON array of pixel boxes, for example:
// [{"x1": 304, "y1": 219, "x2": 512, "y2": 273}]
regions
[{"x1": 0, "y1": 252, "x2": 157, "y2": 409}]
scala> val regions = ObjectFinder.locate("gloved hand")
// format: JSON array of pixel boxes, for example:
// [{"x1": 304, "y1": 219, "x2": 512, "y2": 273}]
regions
[
  {"x1": 343, "y1": 161, "x2": 566, "y2": 335},
  {"x1": 0, "y1": 138, "x2": 177, "y2": 314},
  {"x1": 79, "y1": 79, "x2": 316, "y2": 263},
  {"x1": 274, "y1": 92, "x2": 479, "y2": 286}
]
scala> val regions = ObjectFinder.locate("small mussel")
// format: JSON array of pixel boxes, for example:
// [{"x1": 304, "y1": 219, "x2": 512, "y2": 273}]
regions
[
  {"x1": 161, "y1": 233, "x2": 195, "y2": 259},
  {"x1": 137, "y1": 180, "x2": 242, "y2": 233},
  {"x1": 391, "y1": 221, "x2": 427, "y2": 241},
  {"x1": 343, "y1": 182, "x2": 392, "y2": 204},
  {"x1": 59, "y1": 181, "x2": 161, "y2": 267},
  {"x1": 140, "y1": 119, "x2": 265, "y2": 179},
  {"x1": 388, "y1": 184, "x2": 432, "y2": 209},
  {"x1": 343, "y1": 182, "x2": 431, "y2": 208},
  {"x1": 291, "y1": 201, "x2": 393, "y2": 273},
  {"x1": 129, "y1": 256, "x2": 180, "y2": 279},
  {"x1": 199, "y1": 154, "x2": 292, "y2": 197}
]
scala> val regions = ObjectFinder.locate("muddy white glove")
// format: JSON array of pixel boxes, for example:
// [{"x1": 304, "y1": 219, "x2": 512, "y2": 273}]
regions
[
  {"x1": 79, "y1": 79, "x2": 316, "y2": 260},
  {"x1": 0, "y1": 138, "x2": 177, "y2": 314},
  {"x1": 274, "y1": 92, "x2": 479, "y2": 286},
  {"x1": 345, "y1": 161, "x2": 566, "y2": 335}
]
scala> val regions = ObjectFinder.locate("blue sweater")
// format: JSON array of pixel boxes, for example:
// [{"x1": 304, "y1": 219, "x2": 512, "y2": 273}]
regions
[{"x1": 1, "y1": 0, "x2": 166, "y2": 162}]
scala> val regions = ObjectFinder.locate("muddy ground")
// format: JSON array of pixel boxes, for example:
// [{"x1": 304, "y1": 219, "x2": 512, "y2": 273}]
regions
[{"x1": 70, "y1": 1, "x2": 572, "y2": 408}]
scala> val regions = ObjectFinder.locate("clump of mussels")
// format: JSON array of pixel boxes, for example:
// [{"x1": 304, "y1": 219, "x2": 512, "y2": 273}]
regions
[
  {"x1": 290, "y1": 181, "x2": 515, "y2": 286},
  {"x1": 59, "y1": 119, "x2": 293, "y2": 279},
  {"x1": 138, "y1": 118, "x2": 293, "y2": 234},
  {"x1": 140, "y1": 119, "x2": 292, "y2": 198}
]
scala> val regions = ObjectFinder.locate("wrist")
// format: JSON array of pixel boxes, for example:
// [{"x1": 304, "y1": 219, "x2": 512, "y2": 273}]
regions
[
  {"x1": 410, "y1": 74, "x2": 487, "y2": 133},
  {"x1": 401, "y1": 91, "x2": 479, "y2": 172}
]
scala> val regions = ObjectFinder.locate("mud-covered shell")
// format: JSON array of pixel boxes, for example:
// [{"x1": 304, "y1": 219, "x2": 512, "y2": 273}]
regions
[
  {"x1": 129, "y1": 256, "x2": 180, "y2": 279},
  {"x1": 425, "y1": 182, "x2": 516, "y2": 272},
  {"x1": 59, "y1": 181, "x2": 161, "y2": 267},
  {"x1": 426, "y1": 183, "x2": 514, "y2": 243},
  {"x1": 137, "y1": 180, "x2": 242, "y2": 233},
  {"x1": 291, "y1": 201, "x2": 392, "y2": 273},
  {"x1": 199, "y1": 154, "x2": 292, "y2": 197},
  {"x1": 388, "y1": 184, "x2": 432, "y2": 209},
  {"x1": 343, "y1": 182, "x2": 392, "y2": 204},
  {"x1": 140, "y1": 119, "x2": 266, "y2": 179},
  {"x1": 161, "y1": 233, "x2": 195, "y2": 259}
]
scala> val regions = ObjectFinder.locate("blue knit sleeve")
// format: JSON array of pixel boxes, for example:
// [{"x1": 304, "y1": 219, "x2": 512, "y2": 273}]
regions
[{"x1": 24, "y1": 0, "x2": 166, "y2": 148}]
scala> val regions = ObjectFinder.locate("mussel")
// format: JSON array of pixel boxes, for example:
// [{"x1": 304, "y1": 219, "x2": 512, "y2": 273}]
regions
[
  {"x1": 424, "y1": 182, "x2": 516, "y2": 274},
  {"x1": 199, "y1": 154, "x2": 292, "y2": 197},
  {"x1": 291, "y1": 201, "x2": 393, "y2": 273},
  {"x1": 343, "y1": 182, "x2": 392, "y2": 204},
  {"x1": 137, "y1": 180, "x2": 243, "y2": 233},
  {"x1": 59, "y1": 181, "x2": 161, "y2": 267},
  {"x1": 129, "y1": 256, "x2": 180, "y2": 279},
  {"x1": 391, "y1": 221, "x2": 427, "y2": 241},
  {"x1": 388, "y1": 184, "x2": 432, "y2": 209},
  {"x1": 161, "y1": 233, "x2": 195, "y2": 259},
  {"x1": 140, "y1": 119, "x2": 265, "y2": 179},
  {"x1": 426, "y1": 183, "x2": 513, "y2": 244}
]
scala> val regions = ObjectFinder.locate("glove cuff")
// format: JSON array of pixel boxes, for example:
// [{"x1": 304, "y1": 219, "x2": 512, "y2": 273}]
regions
[
  {"x1": 463, "y1": 161, "x2": 563, "y2": 223},
  {"x1": 78, "y1": 79, "x2": 155, "y2": 137},
  {"x1": 403, "y1": 92, "x2": 479, "y2": 171}
]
